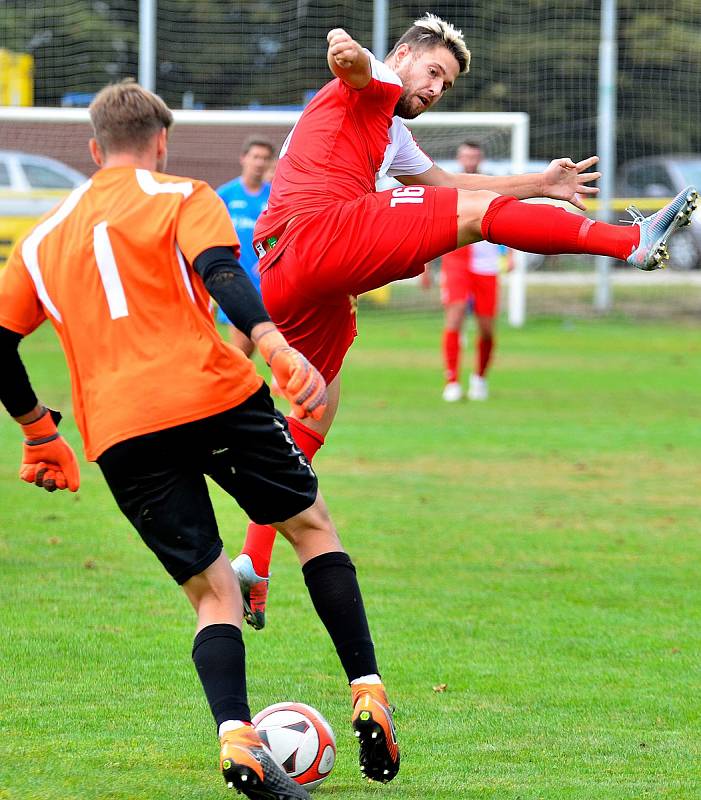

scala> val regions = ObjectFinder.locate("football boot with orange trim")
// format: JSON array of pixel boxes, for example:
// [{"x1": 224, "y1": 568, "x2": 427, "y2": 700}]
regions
[
  {"x1": 220, "y1": 725, "x2": 310, "y2": 799},
  {"x1": 351, "y1": 682, "x2": 400, "y2": 783}
]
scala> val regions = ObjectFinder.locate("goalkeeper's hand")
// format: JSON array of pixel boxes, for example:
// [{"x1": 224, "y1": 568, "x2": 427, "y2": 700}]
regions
[
  {"x1": 255, "y1": 329, "x2": 328, "y2": 421},
  {"x1": 19, "y1": 407, "x2": 80, "y2": 492}
]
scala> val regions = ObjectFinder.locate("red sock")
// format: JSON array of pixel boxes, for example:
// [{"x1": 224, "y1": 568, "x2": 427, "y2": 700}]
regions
[
  {"x1": 242, "y1": 417, "x2": 325, "y2": 577},
  {"x1": 481, "y1": 196, "x2": 640, "y2": 261},
  {"x1": 241, "y1": 523, "x2": 277, "y2": 578},
  {"x1": 286, "y1": 416, "x2": 325, "y2": 461},
  {"x1": 477, "y1": 335, "x2": 494, "y2": 377},
  {"x1": 443, "y1": 329, "x2": 460, "y2": 383}
]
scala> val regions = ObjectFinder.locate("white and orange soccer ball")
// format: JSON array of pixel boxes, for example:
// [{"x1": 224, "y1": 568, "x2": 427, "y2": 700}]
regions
[{"x1": 252, "y1": 702, "x2": 336, "y2": 791}]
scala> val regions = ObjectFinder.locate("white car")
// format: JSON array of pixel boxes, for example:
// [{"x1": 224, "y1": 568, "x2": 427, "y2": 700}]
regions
[
  {"x1": 0, "y1": 150, "x2": 87, "y2": 264},
  {"x1": 0, "y1": 149, "x2": 87, "y2": 214}
]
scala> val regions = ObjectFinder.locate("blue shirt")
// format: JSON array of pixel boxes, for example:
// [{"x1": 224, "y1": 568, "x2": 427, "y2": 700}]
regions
[{"x1": 216, "y1": 177, "x2": 270, "y2": 321}]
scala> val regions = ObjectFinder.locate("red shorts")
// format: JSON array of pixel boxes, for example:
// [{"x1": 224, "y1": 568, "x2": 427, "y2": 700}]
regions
[
  {"x1": 441, "y1": 251, "x2": 499, "y2": 317},
  {"x1": 260, "y1": 186, "x2": 458, "y2": 382}
]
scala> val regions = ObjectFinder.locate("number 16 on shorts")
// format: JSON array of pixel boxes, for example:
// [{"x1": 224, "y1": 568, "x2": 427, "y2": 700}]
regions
[{"x1": 390, "y1": 186, "x2": 425, "y2": 207}]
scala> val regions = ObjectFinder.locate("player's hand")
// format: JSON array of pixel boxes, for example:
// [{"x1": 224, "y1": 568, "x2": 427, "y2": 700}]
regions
[
  {"x1": 540, "y1": 156, "x2": 601, "y2": 211},
  {"x1": 270, "y1": 348, "x2": 328, "y2": 420},
  {"x1": 327, "y1": 28, "x2": 363, "y2": 70},
  {"x1": 256, "y1": 329, "x2": 328, "y2": 420},
  {"x1": 19, "y1": 408, "x2": 80, "y2": 492}
]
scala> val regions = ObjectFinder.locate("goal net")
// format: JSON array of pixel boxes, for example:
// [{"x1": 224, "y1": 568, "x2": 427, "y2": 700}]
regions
[{"x1": 0, "y1": 106, "x2": 530, "y2": 324}]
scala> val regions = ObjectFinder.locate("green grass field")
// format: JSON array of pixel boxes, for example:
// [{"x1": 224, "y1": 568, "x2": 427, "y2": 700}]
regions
[{"x1": 1, "y1": 312, "x2": 700, "y2": 799}]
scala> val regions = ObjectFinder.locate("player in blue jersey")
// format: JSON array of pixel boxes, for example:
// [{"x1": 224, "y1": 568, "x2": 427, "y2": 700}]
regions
[{"x1": 216, "y1": 136, "x2": 275, "y2": 355}]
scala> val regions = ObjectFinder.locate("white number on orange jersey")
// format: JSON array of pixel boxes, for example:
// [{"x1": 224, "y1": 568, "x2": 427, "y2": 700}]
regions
[
  {"x1": 389, "y1": 186, "x2": 425, "y2": 208},
  {"x1": 93, "y1": 221, "x2": 129, "y2": 319}
]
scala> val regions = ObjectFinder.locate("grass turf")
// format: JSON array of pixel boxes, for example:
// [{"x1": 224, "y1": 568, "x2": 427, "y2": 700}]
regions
[{"x1": 1, "y1": 312, "x2": 699, "y2": 799}]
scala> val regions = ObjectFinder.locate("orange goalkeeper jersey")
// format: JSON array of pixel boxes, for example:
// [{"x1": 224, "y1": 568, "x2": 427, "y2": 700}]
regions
[{"x1": 0, "y1": 166, "x2": 262, "y2": 460}]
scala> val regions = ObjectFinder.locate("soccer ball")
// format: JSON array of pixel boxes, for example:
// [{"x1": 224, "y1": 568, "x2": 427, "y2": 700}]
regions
[{"x1": 252, "y1": 702, "x2": 336, "y2": 790}]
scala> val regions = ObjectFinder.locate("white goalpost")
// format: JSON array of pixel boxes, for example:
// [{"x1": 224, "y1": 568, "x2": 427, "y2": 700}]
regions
[{"x1": 0, "y1": 106, "x2": 530, "y2": 326}]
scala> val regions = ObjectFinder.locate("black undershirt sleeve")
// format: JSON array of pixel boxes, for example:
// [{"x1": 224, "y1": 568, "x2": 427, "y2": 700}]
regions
[
  {"x1": 0, "y1": 326, "x2": 38, "y2": 418},
  {"x1": 193, "y1": 246, "x2": 271, "y2": 337}
]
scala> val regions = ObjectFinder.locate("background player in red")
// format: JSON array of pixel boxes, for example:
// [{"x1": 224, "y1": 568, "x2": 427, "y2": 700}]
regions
[
  {"x1": 441, "y1": 140, "x2": 508, "y2": 402},
  {"x1": 0, "y1": 80, "x2": 400, "y2": 795},
  {"x1": 234, "y1": 14, "x2": 697, "y2": 633}
]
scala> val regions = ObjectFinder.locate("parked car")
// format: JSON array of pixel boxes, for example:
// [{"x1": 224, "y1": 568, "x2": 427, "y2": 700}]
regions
[
  {"x1": 0, "y1": 150, "x2": 87, "y2": 265},
  {"x1": 617, "y1": 154, "x2": 701, "y2": 269}
]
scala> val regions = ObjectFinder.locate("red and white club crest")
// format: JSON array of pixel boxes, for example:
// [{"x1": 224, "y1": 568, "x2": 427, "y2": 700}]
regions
[{"x1": 252, "y1": 702, "x2": 336, "y2": 790}]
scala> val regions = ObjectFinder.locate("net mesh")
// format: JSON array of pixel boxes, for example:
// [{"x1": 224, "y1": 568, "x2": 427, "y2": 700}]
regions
[{"x1": 3, "y1": 0, "x2": 699, "y2": 162}]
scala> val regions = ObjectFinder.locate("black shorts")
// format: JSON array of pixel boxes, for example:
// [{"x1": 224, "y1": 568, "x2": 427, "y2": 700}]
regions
[{"x1": 97, "y1": 385, "x2": 317, "y2": 585}]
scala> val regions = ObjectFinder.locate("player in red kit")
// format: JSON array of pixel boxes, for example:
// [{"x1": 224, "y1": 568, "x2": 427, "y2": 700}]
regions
[
  {"x1": 233, "y1": 15, "x2": 698, "y2": 641},
  {"x1": 441, "y1": 140, "x2": 507, "y2": 402},
  {"x1": 441, "y1": 238, "x2": 505, "y2": 402}
]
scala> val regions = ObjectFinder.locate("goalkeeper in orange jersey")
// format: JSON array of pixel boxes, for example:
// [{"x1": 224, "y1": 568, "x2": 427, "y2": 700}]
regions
[{"x1": 0, "y1": 80, "x2": 399, "y2": 794}]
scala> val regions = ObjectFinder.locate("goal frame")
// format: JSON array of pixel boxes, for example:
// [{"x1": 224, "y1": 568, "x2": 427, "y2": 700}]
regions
[{"x1": 0, "y1": 107, "x2": 530, "y2": 326}]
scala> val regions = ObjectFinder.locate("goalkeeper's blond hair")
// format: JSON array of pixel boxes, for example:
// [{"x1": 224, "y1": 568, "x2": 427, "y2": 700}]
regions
[
  {"x1": 387, "y1": 13, "x2": 471, "y2": 74},
  {"x1": 89, "y1": 79, "x2": 173, "y2": 156}
]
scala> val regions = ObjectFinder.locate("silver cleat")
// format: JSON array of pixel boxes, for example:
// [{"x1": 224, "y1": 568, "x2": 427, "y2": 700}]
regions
[{"x1": 626, "y1": 187, "x2": 699, "y2": 271}]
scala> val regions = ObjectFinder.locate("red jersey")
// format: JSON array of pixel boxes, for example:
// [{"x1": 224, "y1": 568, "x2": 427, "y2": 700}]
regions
[
  {"x1": 441, "y1": 240, "x2": 503, "y2": 276},
  {"x1": 0, "y1": 166, "x2": 262, "y2": 460},
  {"x1": 256, "y1": 53, "x2": 406, "y2": 241}
]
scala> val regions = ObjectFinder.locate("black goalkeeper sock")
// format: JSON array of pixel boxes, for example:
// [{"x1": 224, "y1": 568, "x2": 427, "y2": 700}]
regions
[
  {"x1": 302, "y1": 551, "x2": 379, "y2": 683},
  {"x1": 192, "y1": 623, "x2": 251, "y2": 727}
]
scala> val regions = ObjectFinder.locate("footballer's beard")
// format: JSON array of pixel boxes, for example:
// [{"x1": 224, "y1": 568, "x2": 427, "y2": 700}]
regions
[{"x1": 393, "y1": 89, "x2": 427, "y2": 120}]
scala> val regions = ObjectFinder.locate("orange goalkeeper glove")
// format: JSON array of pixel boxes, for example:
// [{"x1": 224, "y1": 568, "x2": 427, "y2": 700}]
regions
[
  {"x1": 19, "y1": 408, "x2": 80, "y2": 492},
  {"x1": 256, "y1": 329, "x2": 328, "y2": 420}
]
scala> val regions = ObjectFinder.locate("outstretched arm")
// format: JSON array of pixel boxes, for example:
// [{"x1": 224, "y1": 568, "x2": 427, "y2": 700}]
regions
[
  {"x1": 399, "y1": 156, "x2": 601, "y2": 211},
  {"x1": 326, "y1": 28, "x2": 371, "y2": 89}
]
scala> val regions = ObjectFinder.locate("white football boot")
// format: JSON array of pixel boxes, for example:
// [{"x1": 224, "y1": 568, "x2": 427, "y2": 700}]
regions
[
  {"x1": 231, "y1": 553, "x2": 269, "y2": 630},
  {"x1": 442, "y1": 381, "x2": 464, "y2": 402},
  {"x1": 468, "y1": 373, "x2": 489, "y2": 401}
]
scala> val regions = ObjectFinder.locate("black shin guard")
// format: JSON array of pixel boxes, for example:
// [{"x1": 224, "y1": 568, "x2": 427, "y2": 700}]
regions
[
  {"x1": 302, "y1": 551, "x2": 379, "y2": 683},
  {"x1": 192, "y1": 623, "x2": 251, "y2": 727}
]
